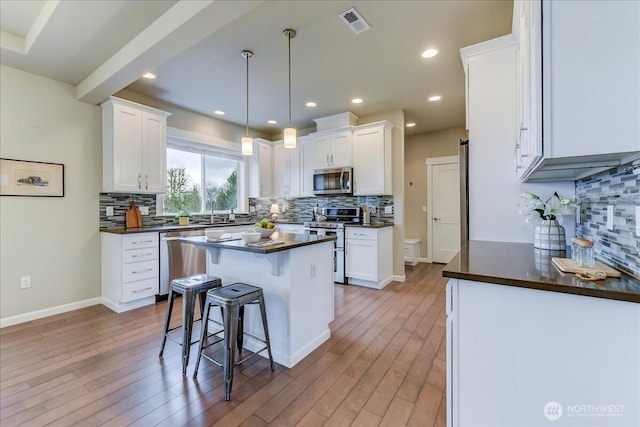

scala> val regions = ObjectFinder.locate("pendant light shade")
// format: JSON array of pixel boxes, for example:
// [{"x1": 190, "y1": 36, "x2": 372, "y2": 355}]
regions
[
  {"x1": 241, "y1": 50, "x2": 254, "y2": 156},
  {"x1": 283, "y1": 29, "x2": 297, "y2": 149}
]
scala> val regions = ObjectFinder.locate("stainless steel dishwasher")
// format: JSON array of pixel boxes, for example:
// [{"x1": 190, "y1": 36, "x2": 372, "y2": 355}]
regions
[{"x1": 159, "y1": 229, "x2": 206, "y2": 298}]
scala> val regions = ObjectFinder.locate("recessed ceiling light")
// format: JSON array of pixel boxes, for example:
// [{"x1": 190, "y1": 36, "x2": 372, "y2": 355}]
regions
[
  {"x1": 421, "y1": 48, "x2": 439, "y2": 59},
  {"x1": 267, "y1": 120, "x2": 277, "y2": 125},
  {"x1": 306, "y1": 101, "x2": 317, "y2": 108},
  {"x1": 428, "y1": 95, "x2": 442, "y2": 102},
  {"x1": 142, "y1": 72, "x2": 156, "y2": 79},
  {"x1": 351, "y1": 98, "x2": 363, "y2": 104},
  {"x1": 406, "y1": 122, "x2": 416, "y2": 128},
  {"x1": 214, "y1": 110, "x2": 225, "y2": 115}
]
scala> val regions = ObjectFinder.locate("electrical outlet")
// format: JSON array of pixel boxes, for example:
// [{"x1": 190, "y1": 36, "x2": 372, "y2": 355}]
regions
[
  {"x1": 384, "y1": 206, "x2": 393, "y2": 214},
  {"x1": 607, "y1": 205, "x2": 614, "y2": 230},
  {"x1": 310, "y1": 264, "x2": 316, "y2": 278},
  {"x1": 20, "y1": 276, "x2": 31, "y2": 289},
  {"x1": 139, "y1": 206, "x2": 149, "y2": 215},
  {"x1": 422, "y1": 205, "x2": 427, "y2": 213},
  {"x1": 106, "y1": 206, "x2": 114, "y2": 216},
  {"x1": 576, "y1": 205, "x2": 581, "y2": 224},
  {"x1": 636, "y1": 206, "x2": 640, "y2": 236},
  {"x1": 249, "y1": 206, "x2": 256, "y2": 213}
]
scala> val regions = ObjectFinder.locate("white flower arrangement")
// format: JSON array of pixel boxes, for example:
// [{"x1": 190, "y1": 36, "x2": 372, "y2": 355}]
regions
[{"x1": 519, "y1": 191, "x2": 575, "y2": 223}]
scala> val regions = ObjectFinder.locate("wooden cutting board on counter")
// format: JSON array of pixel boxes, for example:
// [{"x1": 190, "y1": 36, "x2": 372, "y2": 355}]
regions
[
  {"x1": 552, "y1": 257, "x2": 621, "y2": 278},
  {"x1": 125, "y1": 201, "x2": 142, "y2": 228}
]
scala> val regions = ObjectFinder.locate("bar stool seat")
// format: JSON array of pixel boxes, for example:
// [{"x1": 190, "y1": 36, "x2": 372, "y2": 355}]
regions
[
  {"x1": 159, "y1": 274, "x2": 222, "y2": 374},
  {"x1": 193, "y1": 282, "x2": 274, "y2": 400}
]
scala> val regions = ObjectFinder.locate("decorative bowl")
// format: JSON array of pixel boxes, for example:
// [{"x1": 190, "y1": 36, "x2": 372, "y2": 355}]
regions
[
  {"x1": 242, "y1": 232, "x2": 261, "y2": 243},
  {"x1": 254, "y1": 225, "x2": 277, "y2": 238},
  {"x1": 205, "y1": 229, "x2": 224, "y2": 240}
]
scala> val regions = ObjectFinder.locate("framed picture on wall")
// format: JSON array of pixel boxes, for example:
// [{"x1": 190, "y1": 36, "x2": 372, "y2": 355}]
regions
[{"x1": 0, "y1": 158, "x2": 65, "y2": 197}]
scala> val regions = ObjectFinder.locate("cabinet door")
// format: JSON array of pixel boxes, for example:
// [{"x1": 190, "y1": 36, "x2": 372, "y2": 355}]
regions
[
  {"x1": 345, "y1": 238, "x2": 377, "y2": 281},
  {"x1": 142, "y1": 112, "x2": 167, "y2": 193},
  {"x1": 249, "y1": 140, "x2": 273, "y2": 197},
  {"x1": 288, "y1": 145, "x2": 301, "y2": 196},
  {"x1": 544, "y1": 0, "x2": 639, "y2": 158},
  {"x1": 273, "y1": 143, "x2": 289, "y2": 196},
  {"x1": 112, "y1": 104, "x2": 143, "y2": 192},
  {"x1": 313, "y1": 134, "x2": 332, "y2": 168},
  {"x1": 353, "y1": 123, "x2": 391, "y2": 195},
  {"x1": 328, "y1": 131, "x2": 352, "y2": 167},
  {"x1": 300, "y1": 137, "x2": 317, "y2": 196}
]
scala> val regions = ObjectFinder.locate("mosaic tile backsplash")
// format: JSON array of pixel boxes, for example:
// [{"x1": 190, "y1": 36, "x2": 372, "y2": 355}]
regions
[
  {"x1": 575, "y1": 163, "x2": 639, "y2": 278},
  {"x1": 100, "y1": 193, "x2": 394, "y2": 229}
]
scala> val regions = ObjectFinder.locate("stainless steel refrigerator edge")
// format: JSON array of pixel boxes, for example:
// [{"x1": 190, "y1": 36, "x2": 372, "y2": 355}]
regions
[{"x1": 459, "y1": 139, "x2": 470, "y2": 245}]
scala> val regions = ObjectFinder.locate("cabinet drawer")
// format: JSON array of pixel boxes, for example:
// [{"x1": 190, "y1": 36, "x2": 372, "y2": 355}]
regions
[
  {"x1": 122, "y1": 233, "x2": 158, "y2": 250},
  {"x1": 122, "y1": 277, "x2": 158, "y2": 303},
  {"x1": 346, "y1": 227, "x2": 378, "y2": 240},
  {"x1": 123, "y1": 246, "x2": 158, "y2": 263},
  {"x1": 123, "y1": 260, "x2": 158, "y2": 282}
]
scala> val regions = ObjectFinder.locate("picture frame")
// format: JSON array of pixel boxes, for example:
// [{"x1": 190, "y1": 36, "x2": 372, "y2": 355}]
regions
[{"x1": 0, "y1": 158, "x2": 65, "y2": 197}]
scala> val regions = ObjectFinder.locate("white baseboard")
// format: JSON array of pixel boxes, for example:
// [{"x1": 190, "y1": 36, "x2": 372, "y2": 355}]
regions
[
  {"x1": 392, "y1": 274, "x2": 407, "y2": 282},
  {"x1": 0, "y1": 297, "x2": 103, "y2": 328}
]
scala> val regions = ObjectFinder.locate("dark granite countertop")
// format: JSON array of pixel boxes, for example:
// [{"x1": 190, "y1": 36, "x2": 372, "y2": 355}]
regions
[
  {"x1": 177, "y1": 231, "x2": 335, "y2": 254},
  {"x1": 443, "y1": 241, "x2": 640, "y2": 303},
  {"x1": 100, "y1": 222, "x2": 256, "y2": 234},
  {"x1": 345, "y1": 222, "x2": 393, "y2": 228}
]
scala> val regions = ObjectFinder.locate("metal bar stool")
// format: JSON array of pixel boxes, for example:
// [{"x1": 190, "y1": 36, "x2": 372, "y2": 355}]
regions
[
  {"x1": 193, "y1": 283, "x2": 275, "y2": 400},
  {"x1": 159, "y1": 274, "x2": 222, "y2": 374}
]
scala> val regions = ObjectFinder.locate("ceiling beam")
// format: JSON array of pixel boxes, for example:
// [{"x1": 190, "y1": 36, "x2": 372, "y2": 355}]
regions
[{"x1": 76, "y1": 0, "x2": 264, "y2": 105}]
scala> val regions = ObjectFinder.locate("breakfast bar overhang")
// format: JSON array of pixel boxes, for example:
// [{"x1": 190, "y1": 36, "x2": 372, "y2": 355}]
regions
[{"x1": 179, "y1": 231, "x2": 335, "y2": 368}]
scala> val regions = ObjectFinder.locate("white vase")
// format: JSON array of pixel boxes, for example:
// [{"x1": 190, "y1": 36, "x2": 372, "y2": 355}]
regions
[{"x1": 534, "y1": 219, "x2": 566, "y2": 250}]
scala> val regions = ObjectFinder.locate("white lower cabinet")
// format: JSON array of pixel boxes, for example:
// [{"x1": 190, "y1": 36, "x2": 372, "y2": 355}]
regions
[
  {"x1": 345, "y1": 226, "x2": 392, "y2": 289},
  {"x1": 446, "y1": 278, "x2": 640, "y2": 427},
  {"x1": 101, "y1": 232, "x2": 159, "y2": 312}
]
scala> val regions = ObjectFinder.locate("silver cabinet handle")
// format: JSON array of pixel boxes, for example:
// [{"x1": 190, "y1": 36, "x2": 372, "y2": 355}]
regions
[
  {"x1": 145, "y1": 174, "x2": 149, "y2": 190},
  {"x1": 131, "y1": 253, "x2": 153, "y2": 258},
  {"x1": 137, "y1": 173, "x2": 142, "y2": 189},
  {"x1": 132, "y1": 287, "x2": 153, "y2": 293},
  {"x1": 132, "y1": 240, "x2": 154, "y2": 245},
  {"x1": 132, "y1": 268, "x2": 153, "y2": 274}
]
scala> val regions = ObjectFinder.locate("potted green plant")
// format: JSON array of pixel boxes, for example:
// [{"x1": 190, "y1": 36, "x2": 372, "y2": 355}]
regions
[{"x1": 176, "y1": 209, "x2": 191, "y2": 226}]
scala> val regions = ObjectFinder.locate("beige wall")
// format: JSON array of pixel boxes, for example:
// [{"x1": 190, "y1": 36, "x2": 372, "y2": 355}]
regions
[
  {"x1": 404, "y1": 126, "x2": 467, "y2": 260},
  {"x1": 358, "y1": 109, "x2": 405, "y2": 278},
  {"x1": 0, "y1": 65, "x2": 103, "y2": 321}
]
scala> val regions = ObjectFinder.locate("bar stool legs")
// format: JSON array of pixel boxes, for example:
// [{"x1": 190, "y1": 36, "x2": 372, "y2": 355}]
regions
[
  {"x1": 158, "y1": 274, "x2": 222, "y2": 375},
  {"x1": 193, "y1": 283, "x2": 274, "y2": 401}
]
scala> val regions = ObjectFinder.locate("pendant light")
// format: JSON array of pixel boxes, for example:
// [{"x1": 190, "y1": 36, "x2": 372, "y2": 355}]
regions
[
  {"x1": 241, "y1": 50, "x2": 254, "y2": 156},
  {"x1": 283, "y1": 29, "x2": 297, "y2": 149}
]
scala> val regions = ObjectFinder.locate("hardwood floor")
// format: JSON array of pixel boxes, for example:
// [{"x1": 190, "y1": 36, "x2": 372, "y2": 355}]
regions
[{"x1": 0, "y1": 263, "x2": 447, "y2": 426}]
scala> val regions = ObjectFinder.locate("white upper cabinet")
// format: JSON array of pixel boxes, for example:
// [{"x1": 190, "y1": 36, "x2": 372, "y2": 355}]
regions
[
  {"x1": 514, "y1": 0, "x2": 542, "y2": 178},
  {"x1": 520, "y1": 0, "x2": 640, "y2": 181},
  {"x1": 102, "y1": 97, "x2": 171, "y2": 194},
  {"x1": 310, "y1": 128, "x2": 353, "y2": 169},
  {"x1": 248, "y1": 139, "x2": 273, "y2": 197},
  {"x1": 299, "y1": 127, "x2": 353, "y2": 197},
  {"x1": 352, "y1": 121, "x2": 393, "y2": 195},
  {"x1": 272, "y1": 141, "x2": 301, "y2": 197}
]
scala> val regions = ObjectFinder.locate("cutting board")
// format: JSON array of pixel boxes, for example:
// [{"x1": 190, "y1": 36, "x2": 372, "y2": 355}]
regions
[
  {"x1": 552, "y1": 257, "x2": 621, "y2": 278},
  {"x1": 125, "y1": 201, "x2": 142, "y2": 228}
]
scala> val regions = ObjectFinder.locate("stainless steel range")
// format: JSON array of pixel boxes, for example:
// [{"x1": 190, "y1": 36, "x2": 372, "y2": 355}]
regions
[{"x1": 304, "y1": 207, "x2": 360, "y2": 284}]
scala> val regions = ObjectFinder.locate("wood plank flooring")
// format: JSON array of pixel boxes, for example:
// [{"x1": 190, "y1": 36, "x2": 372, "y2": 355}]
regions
[{"x1": 0, "y1": 262, "x2": 447, "y2": 426}]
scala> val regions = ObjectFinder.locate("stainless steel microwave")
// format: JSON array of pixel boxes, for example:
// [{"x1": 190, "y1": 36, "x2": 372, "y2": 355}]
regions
[{"x1": 313, "y1": 167, "x2": 353, "y2": 195}]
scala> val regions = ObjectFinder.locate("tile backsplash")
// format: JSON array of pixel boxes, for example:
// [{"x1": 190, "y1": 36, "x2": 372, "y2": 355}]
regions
[
  {"x1": 575, "y1": 163, "x2": 639, "y2": 278},
  {"x1": 100, "y1": 193, "x2": 394, "y2": 228}
]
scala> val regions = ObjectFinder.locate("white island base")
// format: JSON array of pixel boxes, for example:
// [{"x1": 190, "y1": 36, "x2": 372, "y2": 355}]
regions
[{"x1": 194, "y1": 238, "x2": 334, "y2": 369}]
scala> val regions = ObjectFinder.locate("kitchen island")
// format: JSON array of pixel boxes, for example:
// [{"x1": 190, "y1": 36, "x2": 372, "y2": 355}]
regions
[
  {"x1": 443, "y1": 241, "x2": 639, "y2": 426},
  {"x1": 178, "y1": 231, "x2": 335, "y2": 368}
]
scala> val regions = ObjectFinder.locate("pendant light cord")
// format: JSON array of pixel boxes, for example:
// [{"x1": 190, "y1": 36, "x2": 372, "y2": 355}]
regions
[
  {"x1": 246, "y1": 52, "x2": 250, "y2": 136},
  {"x1": 288, "y1": 32, "x2": 292, "y2": 128}
]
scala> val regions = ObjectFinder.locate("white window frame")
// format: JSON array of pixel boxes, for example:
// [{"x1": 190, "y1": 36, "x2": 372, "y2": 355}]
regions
[{"x1": 157, "y1": 127, "x2": 249, "y2": 215}]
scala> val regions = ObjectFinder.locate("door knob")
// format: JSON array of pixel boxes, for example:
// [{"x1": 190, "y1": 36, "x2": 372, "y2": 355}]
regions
[{"x1": 433, "y1": 217, "x2": 440, "y2": 221}]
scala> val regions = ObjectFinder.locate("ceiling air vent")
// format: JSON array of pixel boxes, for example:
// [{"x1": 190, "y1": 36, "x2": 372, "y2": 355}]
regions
[{"x1": 339, "y1": 8, "x2": 370, "y2": 34}]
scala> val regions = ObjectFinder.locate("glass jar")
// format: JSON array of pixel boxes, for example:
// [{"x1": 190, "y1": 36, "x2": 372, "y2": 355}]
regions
[{"x1": 571, "y1": 237, "x2": 595, "y2": 267}]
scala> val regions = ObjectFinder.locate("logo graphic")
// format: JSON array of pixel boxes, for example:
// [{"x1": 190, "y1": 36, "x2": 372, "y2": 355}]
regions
[{"x1": 544, "y1": 401, "x2": 563, "y2": 421}]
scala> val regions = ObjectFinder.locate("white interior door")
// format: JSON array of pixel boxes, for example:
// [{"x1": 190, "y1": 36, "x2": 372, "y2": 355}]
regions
[{"x1": 427, "y1": 156, "x2": 460, "y2": 264}]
